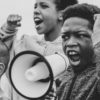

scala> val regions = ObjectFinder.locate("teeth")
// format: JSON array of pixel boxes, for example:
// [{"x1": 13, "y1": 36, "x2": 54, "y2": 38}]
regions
[
  {"x1": 34, "y1": 18, "x2": 41, "y2": 22},
  {"x1": 69, "y1": 51, "x2": 78, "y2": 55},
  {"x1": 34, "y1": 17, "x2": 43, "y2": 26}
]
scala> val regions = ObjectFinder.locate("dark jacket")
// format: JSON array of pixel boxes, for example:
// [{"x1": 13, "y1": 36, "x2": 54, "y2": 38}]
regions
[{"x1": 56, "y1": 53, "x2": 100, "y2": 100}]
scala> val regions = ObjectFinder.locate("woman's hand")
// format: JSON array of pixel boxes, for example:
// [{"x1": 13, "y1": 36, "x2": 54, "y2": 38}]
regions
[{"x1": 14, "y1": 35, "x2": 44, "y2": 55}]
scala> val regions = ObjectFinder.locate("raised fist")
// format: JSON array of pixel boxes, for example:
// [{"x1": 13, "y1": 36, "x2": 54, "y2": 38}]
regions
[{"x1": 7, "y1": 14, "x2": 22, "y2": 30}]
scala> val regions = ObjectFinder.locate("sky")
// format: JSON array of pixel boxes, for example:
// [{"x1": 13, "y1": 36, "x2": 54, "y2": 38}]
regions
[{"x1": 0, "y1": 0, "x2": 100, "y2": 39}]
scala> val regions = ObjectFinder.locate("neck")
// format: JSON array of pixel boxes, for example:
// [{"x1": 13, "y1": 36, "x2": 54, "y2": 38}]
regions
[{"x1": 44, "y1": 24, "x2": 61, "y2": 42}]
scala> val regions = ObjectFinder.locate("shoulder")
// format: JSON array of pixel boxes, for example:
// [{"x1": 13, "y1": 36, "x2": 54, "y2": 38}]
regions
[
  {"x1": 55, "y1": 67, "x2": 73, "y2": 88},
  {"x1": 0, "y1": 74, "x2": 11, "y2": 99},
  {"x1": 21, "y1": 34, "x2": 42, "y2": 41},
  {"x1": 1, "y1": 74, "x2": 10, "y2": 88}
]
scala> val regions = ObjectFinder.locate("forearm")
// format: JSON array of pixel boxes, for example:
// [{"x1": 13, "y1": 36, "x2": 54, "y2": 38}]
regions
[{"x1": 1, "y1": 23, "x2": 17, "y2": 34}]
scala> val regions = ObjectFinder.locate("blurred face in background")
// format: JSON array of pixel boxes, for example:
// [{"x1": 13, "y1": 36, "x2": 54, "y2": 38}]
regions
[{"x1": 34, "y1": 0, "x2": 61, "y2": 35}]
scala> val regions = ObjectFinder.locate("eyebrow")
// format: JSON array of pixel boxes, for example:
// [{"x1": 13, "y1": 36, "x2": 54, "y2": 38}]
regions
[{"x1": 40, "y1": 2, "x2": 49, "y2": 6}]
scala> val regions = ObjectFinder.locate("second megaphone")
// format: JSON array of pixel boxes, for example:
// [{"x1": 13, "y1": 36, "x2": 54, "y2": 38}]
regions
[{"x1": 9, "y1": 51, "x2": 69, "y2": 99}]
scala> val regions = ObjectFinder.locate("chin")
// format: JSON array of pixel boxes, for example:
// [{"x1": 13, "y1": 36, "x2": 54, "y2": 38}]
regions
[
  {"x1": 36, "y1": 30, "x2": 44, "y2": 35},
  {"x1": 69, "y1": 59, "x2": 80, "y2": 67}
]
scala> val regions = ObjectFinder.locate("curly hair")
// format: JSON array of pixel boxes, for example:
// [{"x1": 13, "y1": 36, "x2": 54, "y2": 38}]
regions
[
  {"x1": 63, "y1": 3, "x2": 100, "y2": 29},
  {"x1": 54, "y1": 0, "x2": 78, "y2": 10}
]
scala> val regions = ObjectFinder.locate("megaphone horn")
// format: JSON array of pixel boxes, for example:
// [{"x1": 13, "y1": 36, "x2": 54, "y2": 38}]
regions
[
  {"x1": 9, "y1": 51, "x2": 69, "y2": 99},
  {"x1": 9, "y1": 51, "x2": 53, "y2": 100}
]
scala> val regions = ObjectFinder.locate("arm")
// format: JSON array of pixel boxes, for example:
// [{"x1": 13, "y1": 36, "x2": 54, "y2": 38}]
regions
[
  {"x1": 1, "y1": 14, "x2": 21, "y2": 34},
  {"x1": 0, "y1": 14, "x2": 22, "y2": 50},
  {"x1": 0, "y1": 74, "x2": 12, "y2": 100}
]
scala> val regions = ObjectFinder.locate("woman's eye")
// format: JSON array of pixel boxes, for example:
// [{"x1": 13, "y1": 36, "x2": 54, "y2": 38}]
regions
[
  {"x1": 41, "y1": 4, "x2": 49, "y2": 8},
  {"x1": 76, "y1": 31, "x2": 90, "y2": 38},
  {"x1": 81, "y1": 34, "x2": 86, "y2": 38},
  {"x1": 62, "y1": 35, "x2": 69, "y2": 41},
  {"x1": 78, "y1": 34, "x2": 85, "y2": 38},
  {"x1": 79, "y1": 34, "x2": 90, "y2": 38}
]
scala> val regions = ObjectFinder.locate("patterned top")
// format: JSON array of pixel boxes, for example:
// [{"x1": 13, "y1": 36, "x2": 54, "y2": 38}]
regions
[
  {"x1": 14, "y1": 35, "x2": 63, "y2": 56},
  {"x1": 36, "y1": 35, "x2": 63, "y2": 56},
  {"x1": 56, "y1": 53, "x2": 100, "y2": 100}
]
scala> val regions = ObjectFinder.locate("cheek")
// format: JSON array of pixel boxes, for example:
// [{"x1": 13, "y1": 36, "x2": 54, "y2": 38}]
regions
[
  {"x1": 45, "y1": 16, "x2": 57, "y2": 26},
  {"x1": 62, "y1": 41, "x2": 67, "y2": 54},
  {"x1": 80, "y1": 39, "x2": 92, "y2": 49},
  {"x1": 43, "y1": 11, "x2": 58, "y2": 24},
  {"x1": 80, "y1": 40, "x2": 93, "y2": 59}
]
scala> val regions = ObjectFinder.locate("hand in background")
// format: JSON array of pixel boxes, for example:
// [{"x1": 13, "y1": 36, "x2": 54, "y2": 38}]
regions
[
  {"x1": 0, "y1": 14, "x2": 22, "y2": 50},
  {"x1": 14, "y1": 35, "x2": 44, "y2": 55},
  {"x1": 7, "y1": 14, "x2": 22, "y2": 30},
  {"x1": 93, "y1": 14, "x2": 100, "y2": 46}
]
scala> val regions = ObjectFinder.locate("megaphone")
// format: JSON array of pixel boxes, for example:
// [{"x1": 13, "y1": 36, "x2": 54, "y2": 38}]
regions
[{"x1": 9, "y1": 51, "x2": 69, "y2": 99}]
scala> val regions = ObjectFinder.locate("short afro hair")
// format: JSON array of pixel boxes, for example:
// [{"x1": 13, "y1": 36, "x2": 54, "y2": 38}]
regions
[{"x1": 63, "y1": 3, "x2": 100, "y2": 29}]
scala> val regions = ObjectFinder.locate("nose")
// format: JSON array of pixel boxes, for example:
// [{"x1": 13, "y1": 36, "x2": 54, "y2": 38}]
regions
[
  {"x1": 34, "y1": 6, "x2": 40, "y2": 15},
  {"x1": 66, "y1": 36, "x2": 78, "y2": 48}
]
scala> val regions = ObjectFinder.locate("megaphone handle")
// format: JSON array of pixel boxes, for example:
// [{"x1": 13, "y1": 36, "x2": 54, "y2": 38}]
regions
[
  {"x1": 55, "y1": 52, "x2": 68, "y2": 70},
  {"x1": 32, "y1": 58, "x2": 44, "y2": 66},
  {"x1": 38, "y1": 76, "x2": 50, "y2": 82}
]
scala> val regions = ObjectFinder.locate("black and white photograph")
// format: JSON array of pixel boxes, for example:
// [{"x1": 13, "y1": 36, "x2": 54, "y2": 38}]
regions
[{"x1": 0, "y1": 0, "x2": 100, "y2": 100}]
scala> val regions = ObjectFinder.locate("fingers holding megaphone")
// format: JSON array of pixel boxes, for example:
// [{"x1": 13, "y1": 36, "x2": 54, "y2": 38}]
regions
[{"x1": 9, "y1": 51, "x2": 69, "y2": 99}]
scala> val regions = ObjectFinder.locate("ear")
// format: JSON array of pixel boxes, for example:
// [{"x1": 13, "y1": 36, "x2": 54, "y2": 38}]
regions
[{"x1": 58, "y1": 10, "x2": 63, "y2": 21}]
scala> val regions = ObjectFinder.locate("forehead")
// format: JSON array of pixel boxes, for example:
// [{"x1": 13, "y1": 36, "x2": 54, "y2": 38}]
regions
[
  {"x1": 62, "y1": 17, "x2": 91, "y2": 32},
  {"x1": 35, "y1": 0, "x2": 55, "y2": 4}
]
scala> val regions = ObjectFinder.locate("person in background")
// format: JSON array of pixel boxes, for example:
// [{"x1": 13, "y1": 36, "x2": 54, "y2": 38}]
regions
[
  {"x1": 56, "y1": 3, "x2": 100, "y2": 100},
  {"x1": 0, "y1": 40, "x2": 9, "y2": 100},
  {"x1": 0, "y1": 14, "x2": 22, "y2": 64},
  {"x1": 14, "y1": 0, "x2": 78, "y2": 56},
  {"x1": 0, "y1": 15, "x2": 22, "y2": 100}
]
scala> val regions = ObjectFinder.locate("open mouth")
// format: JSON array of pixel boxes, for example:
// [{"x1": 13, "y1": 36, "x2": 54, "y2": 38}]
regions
[
  {"x1": 67, "y1": 50, "x2": 80, "y2": 62},
  {"x1": 34, "y1": 18, "x2": 43, "y2": 26}
]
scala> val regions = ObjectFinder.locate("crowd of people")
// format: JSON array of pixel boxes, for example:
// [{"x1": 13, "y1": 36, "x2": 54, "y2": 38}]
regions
[{"x1": 0, "y1": 0, "x2": 100, "y2": 100}]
